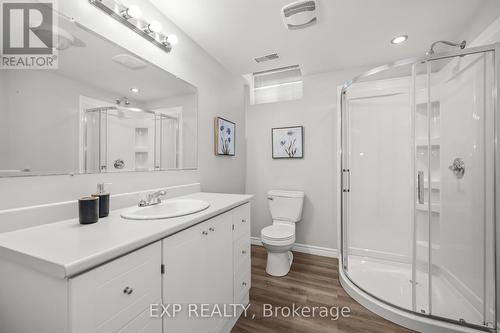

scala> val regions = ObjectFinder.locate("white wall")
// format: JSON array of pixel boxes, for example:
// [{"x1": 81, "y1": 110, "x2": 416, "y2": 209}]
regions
[
  {"x1": 1, "y1": 70, "x2": 140, "y2": 173},
  {"x1": 0, "y1": 0, "x2": 246, "y2": 211},
  {"x1": 245, "y1": 68, "x2": 366, "y2": 250},
  {"x1": 0, "y1": 76, "x2": 8, "y2": 170}
]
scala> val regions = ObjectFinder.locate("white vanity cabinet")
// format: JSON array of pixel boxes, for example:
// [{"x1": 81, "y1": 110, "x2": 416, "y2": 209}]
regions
[{"x1": 0, "y1": 199, "x2": 251, "y2": 333}]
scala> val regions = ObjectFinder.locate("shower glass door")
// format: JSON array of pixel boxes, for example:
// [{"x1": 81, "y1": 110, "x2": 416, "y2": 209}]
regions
[
  {"x1": 341, "y1": 45, "x2": 497, "y2": 331},
  {"x1": 422, "y1": 51, "x2": 496, "y2": 328},
  {"x1": 341, "y1": 64, "x2": 414, "y2": 312}
]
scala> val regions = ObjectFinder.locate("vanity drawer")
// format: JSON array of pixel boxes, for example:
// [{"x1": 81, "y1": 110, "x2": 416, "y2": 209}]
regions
[
  {"x1": 233, "y1": 235, "x2": 251, "y2": 275},
  {"x1": 70, "y1": 242, "x2": 161, "y2": 333},
  {"x1": 233, "y1": 203, "x2": 250, "y2": 239},
  {"x1": 234, "y1": 267, "x2": 251, "y2": 303},
  {"x1": 116, "y1": 305, "x2": 162, "y2": 333}
]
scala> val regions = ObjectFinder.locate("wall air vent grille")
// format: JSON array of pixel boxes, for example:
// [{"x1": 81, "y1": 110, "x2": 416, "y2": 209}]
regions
[{"x1": 254, "y1": 53, "x2": 280, "y2": 63}]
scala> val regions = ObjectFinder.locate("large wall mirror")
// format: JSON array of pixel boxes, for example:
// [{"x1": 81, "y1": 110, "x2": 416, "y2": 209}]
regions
[{"x1": 0, "y1": 15, "x2": 197, "y2": 177}]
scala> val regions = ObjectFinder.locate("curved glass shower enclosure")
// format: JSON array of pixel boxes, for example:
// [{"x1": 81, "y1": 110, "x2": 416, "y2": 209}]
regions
[{"x1": 340, "y1": 44, "x2": 498, "y2": 332}]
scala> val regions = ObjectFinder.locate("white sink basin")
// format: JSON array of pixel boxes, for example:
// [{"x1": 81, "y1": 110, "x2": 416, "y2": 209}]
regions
[{"x1": 121, "y1": 199, "x2": 210, "y2": 220}]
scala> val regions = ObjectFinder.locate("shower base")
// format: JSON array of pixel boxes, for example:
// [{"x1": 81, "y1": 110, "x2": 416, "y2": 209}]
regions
[{"x1": 340, "y1": 255, "x2": 486, "y2": 333}]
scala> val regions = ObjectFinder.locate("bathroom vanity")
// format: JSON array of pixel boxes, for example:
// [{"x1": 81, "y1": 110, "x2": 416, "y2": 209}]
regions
[{"x1": 0, "y1": 192, "x2": 252, "y2": 333}]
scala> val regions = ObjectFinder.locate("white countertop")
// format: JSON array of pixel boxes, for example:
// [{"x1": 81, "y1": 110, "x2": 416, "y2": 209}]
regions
[{"x1": 0, "y1": 192, "x2": 252, "y2": 279}]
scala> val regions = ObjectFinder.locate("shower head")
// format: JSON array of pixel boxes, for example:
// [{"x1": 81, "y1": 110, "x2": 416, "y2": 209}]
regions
[
  {"x1": 116, "y1": 97, "x2": 131, "y2": 105},
  {"x1": 426, "y1": 40, "x2": 466, "y2": 56}
]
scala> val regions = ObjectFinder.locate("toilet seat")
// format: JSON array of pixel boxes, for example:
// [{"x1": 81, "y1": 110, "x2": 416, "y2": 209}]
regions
[{"x1": 261, "y1": 224, "x2": 295, "y2": 246}]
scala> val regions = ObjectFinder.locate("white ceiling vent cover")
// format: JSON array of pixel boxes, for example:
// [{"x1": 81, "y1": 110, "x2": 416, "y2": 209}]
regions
[{"x1": 282, "y1": 0, "x2": 317, "y2": 30}]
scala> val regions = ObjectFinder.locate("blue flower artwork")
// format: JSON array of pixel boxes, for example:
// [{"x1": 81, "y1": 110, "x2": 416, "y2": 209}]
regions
[
  {"x1": 215, "y1": 117, "x2": 235, "y2": 156},
  {"x1": 272, "y1": 126, "x2": 303, "y2": 159}
]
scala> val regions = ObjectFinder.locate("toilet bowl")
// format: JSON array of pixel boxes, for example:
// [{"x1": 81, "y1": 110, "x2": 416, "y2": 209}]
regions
[{"x1": 261, "y1": 190, "x2": 304, "y2": 277}]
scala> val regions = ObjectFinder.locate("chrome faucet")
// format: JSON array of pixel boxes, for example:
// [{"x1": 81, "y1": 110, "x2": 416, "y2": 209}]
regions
[{"x1": 139, "y1": 190, "x2": 166, "y2": 207}]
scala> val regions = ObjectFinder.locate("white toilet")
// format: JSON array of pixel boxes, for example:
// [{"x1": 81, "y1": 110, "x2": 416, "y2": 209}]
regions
[{"x1": 261, "y1": 190, "x2": 305, "y2": 277}]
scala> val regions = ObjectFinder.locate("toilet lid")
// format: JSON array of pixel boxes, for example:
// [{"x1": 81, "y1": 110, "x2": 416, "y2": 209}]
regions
[{"x1": 261, "y1": 224, "x2": 295, "y2": 241}]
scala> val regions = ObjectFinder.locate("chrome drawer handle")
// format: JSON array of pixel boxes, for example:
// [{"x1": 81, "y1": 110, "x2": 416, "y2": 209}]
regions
[
  {"x1": 242, "y1": 282, "x2": 247, "y2": 286},
  {"x1": 242, "y1": 250, "x2": 247, "y2": 254},
  {"x1": 241, "y1": 219, "x2": 246, "y2": 223},
  {"x1": 209, "y1": 227, "x2": 215, "y2": 232},
  {"x1": 123, "y1": 287, "x2": 134, "y2": 295},
  {"x1": 202, "y1": 231, "x2": 208, "y2": 235}
]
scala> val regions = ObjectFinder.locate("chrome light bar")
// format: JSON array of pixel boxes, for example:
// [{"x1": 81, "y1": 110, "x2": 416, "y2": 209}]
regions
[{"x1": 88, "y1": 0, "x2": 175, "y2": 53}]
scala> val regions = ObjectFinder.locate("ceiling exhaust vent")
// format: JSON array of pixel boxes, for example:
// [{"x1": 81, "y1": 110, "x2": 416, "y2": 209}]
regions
[
  {"x1": 282, "y1": 0, "x2": 317, "y2": 30},
  {"x1": 254, "y1": 53, "x2": 279, "y2": 63}
]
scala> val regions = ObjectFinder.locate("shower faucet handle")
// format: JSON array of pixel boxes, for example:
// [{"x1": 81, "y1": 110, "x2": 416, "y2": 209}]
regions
[{"x1": 448, "y1": 158, "x2": 465, "y2": 179}]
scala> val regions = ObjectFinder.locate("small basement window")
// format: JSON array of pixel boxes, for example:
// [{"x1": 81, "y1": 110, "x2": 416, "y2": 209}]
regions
[{"x1": 247, "y1": 65, "x2": 303, "y2": 105}]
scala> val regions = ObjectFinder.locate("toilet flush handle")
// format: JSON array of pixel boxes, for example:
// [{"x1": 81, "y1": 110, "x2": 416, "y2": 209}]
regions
[{"x1": 267, "y1": 196, "x2": 274, "y2": 200}]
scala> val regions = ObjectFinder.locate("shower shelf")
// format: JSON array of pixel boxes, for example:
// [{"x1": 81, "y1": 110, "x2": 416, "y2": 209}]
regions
[
  {"x1": 135, "y1": 146, "x2": 149, "y2": 152},
  {"x1": 424, "y1": 180, "x2": 440, "y2": 190},
  {"x1": 415, "y1": 137, "x2": 440, "y2": 147},
  {"x1": 416, "y1": 202, "x2": 441, "y2": 214},
  {"x1": 415, "y1": 100, "x2": 440, "y2": 112}
]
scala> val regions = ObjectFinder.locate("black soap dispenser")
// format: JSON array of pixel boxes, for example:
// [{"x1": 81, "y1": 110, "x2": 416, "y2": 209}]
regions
[{"x1": 92, "y1": 183, "x2": 111, "y2": 218}]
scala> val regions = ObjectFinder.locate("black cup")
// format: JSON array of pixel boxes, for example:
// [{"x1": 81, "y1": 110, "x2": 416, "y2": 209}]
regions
[{"x1": 79, "y1": 196, "x2": 99, "y2": 225}]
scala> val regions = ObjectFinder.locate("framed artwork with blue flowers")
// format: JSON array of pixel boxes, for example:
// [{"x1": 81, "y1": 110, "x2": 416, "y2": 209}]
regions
[
  {"x1": 272, "y1": 126, "x2": 304, "y2": 159},
  {"x1": 214, "y1": 117, "x2": 235, "y2": 156}
]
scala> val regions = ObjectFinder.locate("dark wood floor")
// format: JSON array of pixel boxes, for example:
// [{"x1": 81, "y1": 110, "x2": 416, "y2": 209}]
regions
[{"x1": 232, "y1": 245, "x2": 416, "y2": 333}]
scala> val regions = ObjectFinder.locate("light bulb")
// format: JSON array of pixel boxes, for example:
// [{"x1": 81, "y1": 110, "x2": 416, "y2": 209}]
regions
[
  {"x1": 145, "y1": 21, "x2": 162, "y2": 34},
  {"x1": 168, "y1": 34, "x2": 178, "y2": 46},
  {"x1": 121, "y1": 5, "x2": 142, "y2": 19}
]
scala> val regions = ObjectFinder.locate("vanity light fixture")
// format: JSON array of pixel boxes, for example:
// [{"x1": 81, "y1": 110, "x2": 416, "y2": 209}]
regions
[
  {"x1": 391, "y1": 35, "x2": 408, "y2": 45},
  {"x1": 88, "y1": 0, "x2": 175, "y2": 53}
]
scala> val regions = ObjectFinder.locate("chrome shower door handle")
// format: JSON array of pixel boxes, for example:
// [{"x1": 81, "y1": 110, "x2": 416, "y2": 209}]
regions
[{"x1": 417, "y1": 171, "x2": 424, "y2": 204}]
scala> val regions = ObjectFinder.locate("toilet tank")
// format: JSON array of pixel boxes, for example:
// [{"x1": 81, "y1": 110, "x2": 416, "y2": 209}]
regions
[{"x1": 267, "y1": 190, "x2": 305, "y2": 222}]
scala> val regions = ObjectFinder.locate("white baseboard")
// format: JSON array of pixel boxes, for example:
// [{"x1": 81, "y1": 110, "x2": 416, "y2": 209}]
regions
[{"x1": 250, "y1": 237, "x2": 338, "y2": 258}]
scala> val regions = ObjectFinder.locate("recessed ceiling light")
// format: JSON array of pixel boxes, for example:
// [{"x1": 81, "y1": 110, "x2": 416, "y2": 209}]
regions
[
  {"x1": 391, "y1": 35, "x2": 408, "y2": 45},
  {"x1": 130, "y1": 87, "x2": 140, "y2": 93}
]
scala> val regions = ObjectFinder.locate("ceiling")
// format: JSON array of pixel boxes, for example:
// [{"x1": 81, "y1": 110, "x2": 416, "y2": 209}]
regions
[
  {"x1": 151, "y1": 0, "x2": 499, "y2": 75},
  {"x1": 56, "y1": 17, "x2": 196, "y2": 103}
]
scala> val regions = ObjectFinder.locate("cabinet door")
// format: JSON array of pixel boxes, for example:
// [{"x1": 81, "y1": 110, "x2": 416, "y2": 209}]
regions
[
  {"x1": 162, "y1": 221, "x2": 210, "y2": 333},
  {"x1": 206, "y1": 212, "x2": 234, "y2": 332},
  {"x1": 162, "y1": 214, "x2": 235, "y2": 333}
]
